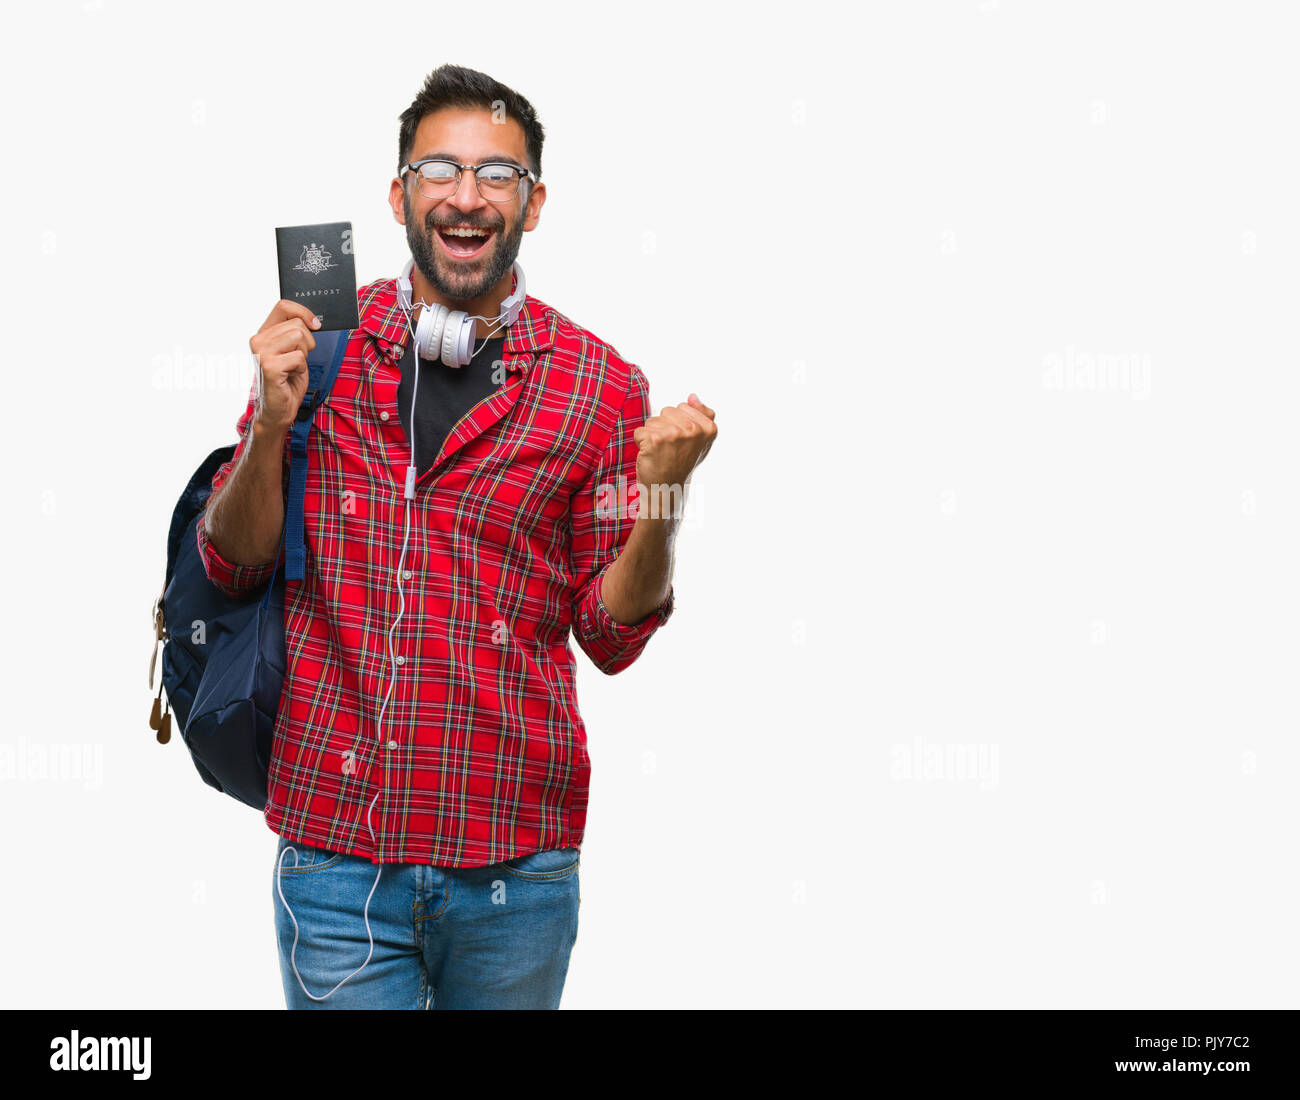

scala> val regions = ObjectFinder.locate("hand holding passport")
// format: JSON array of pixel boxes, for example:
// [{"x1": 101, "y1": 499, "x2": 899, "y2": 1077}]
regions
[{"x1": 275, "y1": 221, "x2": 360, "y2": 331}]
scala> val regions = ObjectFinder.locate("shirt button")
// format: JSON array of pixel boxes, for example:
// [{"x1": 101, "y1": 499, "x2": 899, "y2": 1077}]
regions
[
  {"x1": 395, "y1": 655, "x2": 405, "y2": 666},
  {"x1": 380, "y1": 411, "x2": 390, "y2": 422},
  {"x1": 402, "y1": 570, "x2": 412, "y2": 580},
  {"x1": 388, "y1": 740, "x2": 397, "y2": 750}
]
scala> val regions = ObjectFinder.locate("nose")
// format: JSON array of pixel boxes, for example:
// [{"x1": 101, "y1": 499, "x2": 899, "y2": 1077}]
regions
[{"x1": 447, "y1": 166, "x2": 489, "y2": 215}]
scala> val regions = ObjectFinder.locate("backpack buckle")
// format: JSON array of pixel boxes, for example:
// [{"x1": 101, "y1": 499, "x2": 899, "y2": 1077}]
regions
[{"x1": 296, "y1": 389, "x2": 318, "y2": 421}]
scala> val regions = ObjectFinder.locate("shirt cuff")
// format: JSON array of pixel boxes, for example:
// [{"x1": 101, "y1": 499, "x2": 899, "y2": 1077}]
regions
[
  {"x1": 589, "y1": 570, "x2": 675, "y2": 642},
  {"x1": 195, "y1": 513, "x2": 277, "y2": 598}
]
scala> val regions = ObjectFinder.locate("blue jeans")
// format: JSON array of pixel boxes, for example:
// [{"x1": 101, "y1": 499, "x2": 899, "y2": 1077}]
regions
[{"x1": 272, "y1": 835, "x2": 581, "y2": 1009}]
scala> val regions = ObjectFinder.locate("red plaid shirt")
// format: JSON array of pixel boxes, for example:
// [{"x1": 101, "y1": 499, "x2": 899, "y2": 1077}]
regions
[{"x1": 195, "y1": 275, "x2": 674, "y2": 866}]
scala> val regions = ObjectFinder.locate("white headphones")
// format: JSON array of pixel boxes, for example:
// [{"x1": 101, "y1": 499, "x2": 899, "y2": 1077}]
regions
[{"x1": 395, "y1": 258, "x2": 526, "y2": 368}]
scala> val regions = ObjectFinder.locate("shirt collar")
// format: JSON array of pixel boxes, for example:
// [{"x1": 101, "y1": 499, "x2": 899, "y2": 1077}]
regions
[{"x1": 359, "y1": 274, "x2": 554, "y2": 375}]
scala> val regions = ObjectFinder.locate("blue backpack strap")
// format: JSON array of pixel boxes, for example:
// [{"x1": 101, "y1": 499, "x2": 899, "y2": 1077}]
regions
[{"x1": 284, "y1": 329, "x2": 351, "y2": 582}]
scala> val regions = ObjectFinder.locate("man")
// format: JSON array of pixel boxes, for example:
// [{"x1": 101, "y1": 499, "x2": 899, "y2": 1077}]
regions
[{"x1": 196, "y1": 64, "x2": 717, "y2": 1009}]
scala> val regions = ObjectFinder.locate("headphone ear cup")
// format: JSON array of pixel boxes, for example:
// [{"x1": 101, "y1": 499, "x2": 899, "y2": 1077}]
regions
[
  {"x1": 415, "y1": 302, "x2": 450, "y2": 361},
  {"x1": 453, "y1": 319, "x2": 474, "y2": 367},
  {"x1": 441, "y1": 311, "x2": 469, "y2": 368}
]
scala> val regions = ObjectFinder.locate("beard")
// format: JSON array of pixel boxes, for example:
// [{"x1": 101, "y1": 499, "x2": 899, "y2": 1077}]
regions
[{"x1": 403, "y1": 187, "x2": 525, "y2": 304}]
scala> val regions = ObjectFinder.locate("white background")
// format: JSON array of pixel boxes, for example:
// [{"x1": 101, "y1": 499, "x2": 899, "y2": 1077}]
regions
[{"x1": 3, "y1": 0, "x2": 1297, "y2": 1008}]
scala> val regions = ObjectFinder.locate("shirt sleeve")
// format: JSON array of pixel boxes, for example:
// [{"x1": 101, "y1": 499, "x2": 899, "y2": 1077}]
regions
[
  {"x1": 568, "y1": 363, "x2": 675, "y2": 675},
  {"x1": 194, "y1": 383, "x2": 290, "y2": 599}
]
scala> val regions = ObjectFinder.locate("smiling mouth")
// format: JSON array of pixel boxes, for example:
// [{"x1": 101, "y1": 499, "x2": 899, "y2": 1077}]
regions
[{"x1": 435, "y1": 224, "x2": 495, "y2": 259}]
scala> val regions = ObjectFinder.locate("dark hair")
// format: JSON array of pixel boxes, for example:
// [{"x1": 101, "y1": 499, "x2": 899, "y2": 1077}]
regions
[{"x1": 397, "y1": 64, "x2": 545, "y2": 180}]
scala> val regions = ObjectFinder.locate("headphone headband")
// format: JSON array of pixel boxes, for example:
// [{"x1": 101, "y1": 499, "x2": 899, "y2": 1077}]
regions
[
  {"x1": 396, "y1": 258, "x2": 525, "y2": 330},
  {"x1": 497, "y1": 263, "x2": 526, "y2": 326}
]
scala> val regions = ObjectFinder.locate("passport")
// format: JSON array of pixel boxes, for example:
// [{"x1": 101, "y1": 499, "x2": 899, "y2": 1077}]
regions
[{"x1": 275, "y1": 221, "x2": 359, "y2": 331}]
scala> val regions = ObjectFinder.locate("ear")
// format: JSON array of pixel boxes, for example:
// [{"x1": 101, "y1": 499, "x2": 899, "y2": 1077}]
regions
[
  {"x1": 389, "y1": 177, "x2": 407, "y2": 225},
  {"x1": 522, "y1": 180, "x2": 546, "y2": 233}
]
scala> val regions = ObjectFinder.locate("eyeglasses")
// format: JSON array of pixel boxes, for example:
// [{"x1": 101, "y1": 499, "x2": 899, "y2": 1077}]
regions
[{"x1": 401, "y1": 158, "x2": 535, "y2": 203}]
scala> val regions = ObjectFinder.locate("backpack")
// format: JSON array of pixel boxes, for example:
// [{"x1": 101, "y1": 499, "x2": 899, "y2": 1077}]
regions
[{"x1": 148, "y1": 329, "x2": 352, "y2": 810}]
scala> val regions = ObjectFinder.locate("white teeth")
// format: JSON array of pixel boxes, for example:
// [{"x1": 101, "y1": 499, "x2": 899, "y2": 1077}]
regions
[{"x1": 442, "y1": 227, "x2": 489, "y2": 237}]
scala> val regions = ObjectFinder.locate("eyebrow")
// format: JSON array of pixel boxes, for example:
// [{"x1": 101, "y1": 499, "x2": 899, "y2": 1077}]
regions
[{"x1": 411, "y1": 151, "x2": 525, "y2": 170}]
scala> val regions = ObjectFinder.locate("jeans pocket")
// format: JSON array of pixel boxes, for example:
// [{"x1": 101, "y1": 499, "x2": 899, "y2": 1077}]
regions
[
  {"x1": 275, "y1": 833, "x2": 345, "y2": 876},
  {"x1": 500, "y1": 846, "x2": 580, "y2": 881}
]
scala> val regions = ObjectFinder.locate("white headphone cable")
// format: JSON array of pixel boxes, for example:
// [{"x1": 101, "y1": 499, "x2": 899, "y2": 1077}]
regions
[
  {"x1": 275, "y1": 789, "x2": 383, "y2": 1002},
  {"x1": 274, "y1": 294, "x2": 425, "y2": 1003}
]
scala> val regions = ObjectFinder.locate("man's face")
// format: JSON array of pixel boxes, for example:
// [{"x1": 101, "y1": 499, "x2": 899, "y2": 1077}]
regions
[{"x1": 391, "y1": 107, "x2": 544, "y2": 303}]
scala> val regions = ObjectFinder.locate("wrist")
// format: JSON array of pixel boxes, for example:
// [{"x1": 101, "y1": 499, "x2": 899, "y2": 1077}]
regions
[
  {"x1": 634, "y1": 475, "x2": 688, "y2": 523},
  {"x1": 250, "y1": 416, "x2": 290, "y2": 445}
]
